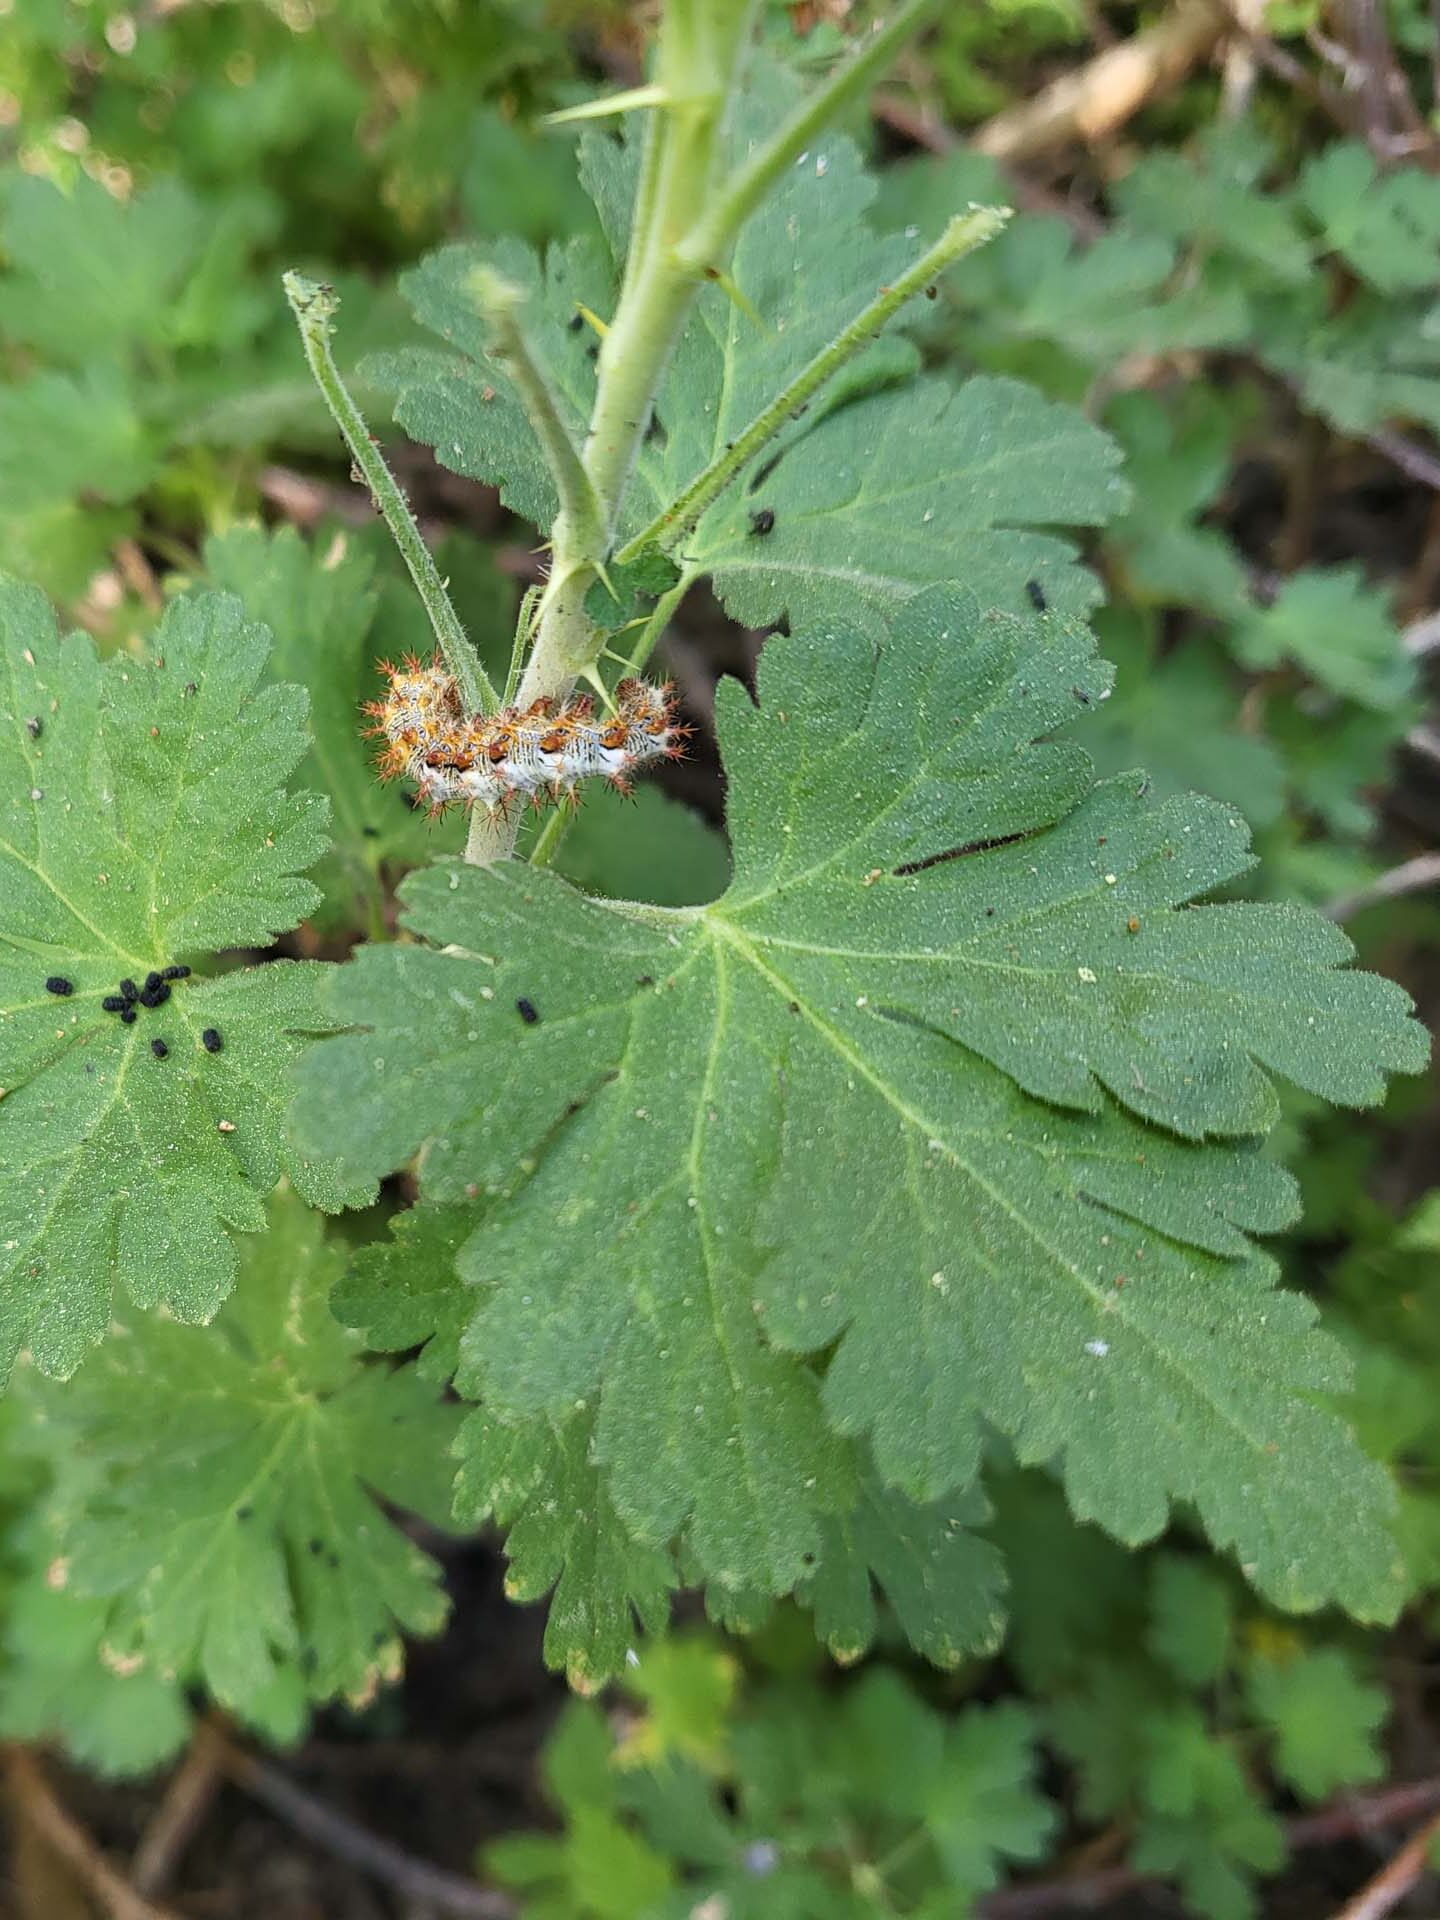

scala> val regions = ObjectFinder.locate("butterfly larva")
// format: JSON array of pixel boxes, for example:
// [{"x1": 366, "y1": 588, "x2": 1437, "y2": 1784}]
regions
[{"x1": 364, "y1": 654, "x2": 689, "y2": 814}]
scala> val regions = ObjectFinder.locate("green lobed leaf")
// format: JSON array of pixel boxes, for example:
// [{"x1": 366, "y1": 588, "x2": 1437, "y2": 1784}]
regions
[
  {"x1": 1232, "y1": 566, "x2": 1415, "y2": 712},
  {"x1": 292, "y1": 586, "x2": 1426, "y2": 1627},
  {"x1": 1244, "y1": 1646, "x2": 1387, "y2": 1801},
  {"x1": 0, "y1": 366, "x2": 157, "y2": 521},
  {"x1": 1146, "y1": 1554, "x2": 1233, "y2": 1687},
  {"x1": 0, "y1": 173, "x2": 210, "y2": 367},
  {"x1": 202, "y1": 521, "x2": 461, "y2": 928},
  {"x1": 332, "y1": 1201, "x2": 477, "y2": 1385},
  {"x1": 1103, "y1": 391, "x2": 1251, "y2": 621},
  {"x1": 15, "y1": 1184, "x2": 458, "y2": 1725},
  {"x1": 1075, "y1": 611, "x2": 1285, "y2": 831},
  {"x1": 799, "y1": 1466, "x2": 1006, "y2": 1670},
  {"x1": 925, "y1": 1702, "x2": 1054, "y2": 1895},
  {"x1": 877, "y1": 153, "x2": 1250, "y2": 367},
  {"x1": 1300, "y1": 144, "x2": 1440, "y2": 295},
  {"x1": 0, "y1": 575, "x2": 366, "y2": 1382},
  {"x1": 455, "y1": 1403, "x2": 677, "y2": 1692},
  {"x1": 1132, "y1": 1707, "x2": 1284, "y2": 1920},
  {"x1": 1112, "y1": 127, "x2": 1313, "y2": 286},
  {"x1": 0, "y1": 1564, "x2": 191, "y2": 1778}
]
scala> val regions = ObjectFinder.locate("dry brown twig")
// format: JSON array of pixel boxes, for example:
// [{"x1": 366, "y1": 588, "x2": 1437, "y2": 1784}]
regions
[
  {"x1": 211, "y1": 1727, "x2": 517, "y2": 1920},
  {"x1": 979, "y1": 1775, "x2": 1440, "y2": 1917},
  {"x1": 129, "y1": 1719, "x2": 227, "y2": 1897},
  {"x1": 3, "y1": 1746, "x2": 183, "y2": 1920},
  {"x1": 1328, "y1": 1803, "x2": 1440, "y2": 1920},
  {"x1": 1326, "y1": 852, "x2": 1440, "y2": 923},
  {"x1": 970, "y1": 0, "x2": 1227, "y2": 161}
]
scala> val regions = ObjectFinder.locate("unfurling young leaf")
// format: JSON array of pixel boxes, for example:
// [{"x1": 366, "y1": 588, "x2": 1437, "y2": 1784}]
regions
[
  {"x1": 0, "y1": 576, "x2": 366, "y2": 1383},
  {"x1": 292, "y1": 584, "x2": 1426, "y2": 1674}
]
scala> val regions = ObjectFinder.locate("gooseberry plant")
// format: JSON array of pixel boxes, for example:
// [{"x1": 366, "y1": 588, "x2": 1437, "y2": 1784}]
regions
[{"x1": 0, "y1": 0, "x2": 1428, "y2": 1765}]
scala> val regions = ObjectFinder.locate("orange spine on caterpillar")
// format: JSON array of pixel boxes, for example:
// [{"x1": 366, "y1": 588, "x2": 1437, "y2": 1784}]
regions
[{"x1": 363, "y1": 654, "x2": 690, "y2": 815}]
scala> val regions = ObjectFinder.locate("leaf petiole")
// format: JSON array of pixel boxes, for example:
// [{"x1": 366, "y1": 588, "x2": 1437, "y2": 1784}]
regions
[
  {"x1": 282, "y1": 271, "x2": 499, "y2": 716},
  {"x1": 617, "y1": 207, "x2": 1011, "y2": 566},
  {"x1": 467, "y1": 265, "x2": 604, "y2": 561}
]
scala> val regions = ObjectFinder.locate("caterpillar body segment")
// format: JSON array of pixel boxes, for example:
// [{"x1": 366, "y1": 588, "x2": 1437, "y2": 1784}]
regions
[{"x1": 367, "y1": 655, "x2": 689, "y2": 815}]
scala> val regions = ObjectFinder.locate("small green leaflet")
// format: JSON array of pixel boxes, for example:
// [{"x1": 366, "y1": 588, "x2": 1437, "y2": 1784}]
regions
[
  {"x1": 872, "y1": 152, "x2": 1249, "y2": 367},
  {"x1": 1145, "y1": 1554, "x2": 1232, "y2": 1687},
  {"x1": 1132, "y1": 1707, "x2": 1284, "y2": 1920},
  {"x1": 1299, "y1": 142, "x2": 1440, "y2": 295},
  {"x1": 1075, "y1": 611, "x2": 1285, "y2": 831},
  {"x1": 292, "y1": 586, "x2": 1426, "y2": 1625},
  {"x1": 0, "y1": 174, "x2": 211, "y2": 368},
  {"x1": 1244, "y1": 1646, "x2": 1387, "y2": 1801},
  {"x1": 1232, "y1": 565, "x2": 1417, "y2": 712},
  {"x1": 457, "y1": 1402, "x2": 678, "y2": 1693},
  {"x1": 0, "y1": 576, "x2": 365, "y2": 1383},
  {"x1": 494, "y1": 1666, "x2": 1053, "y2": 1918},
  {"x1": 12, "y1": 1184, "x2": 457, "y2": 1730}
]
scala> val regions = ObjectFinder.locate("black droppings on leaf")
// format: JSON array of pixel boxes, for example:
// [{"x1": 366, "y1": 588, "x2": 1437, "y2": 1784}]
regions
[
  {"x1": 120, "y1": 1006, "x2": 137, "y2": 1025},
  {"x1": 44, "y1": 976, "x2": 73, "y2": 996},
  {"x1": 101, "y1": 995, "x2": 127, "y2": 1013},
  {"x1": 119, "y1": 978, "x2": 139, "y2": 1002},
  {"x1": 161, "y1": 964, "x2": 190, "y2": 980},
  {"x1": 749, "y1": 507, "x2": 776, "y2": 537},
  {"x1": 1026, "y1": 578, "x2": 1048, "y2": 611},
  {"x1": 516, "y1": 997, "x2": 540, "y2": 1026},
  {"x1": 201, "y1": 1027, "x2": 223, "y2": 1053},
  {"x1": 151, "y1": 1038, "x2": 169, "y2": 1059}
]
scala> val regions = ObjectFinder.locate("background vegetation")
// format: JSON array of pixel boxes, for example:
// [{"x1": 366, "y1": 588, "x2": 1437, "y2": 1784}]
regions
[{"x1": 0, "y1": 2, "x2": 1437, "y2": 1916}]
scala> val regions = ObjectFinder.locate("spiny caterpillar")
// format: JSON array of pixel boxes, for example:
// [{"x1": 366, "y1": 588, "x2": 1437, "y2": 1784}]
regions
[{"x1": 364, "y1": 655, "x2": 689, "y2": 814}]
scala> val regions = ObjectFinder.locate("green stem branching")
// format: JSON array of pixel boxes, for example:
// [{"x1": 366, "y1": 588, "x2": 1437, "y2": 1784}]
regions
[
  {"x1": 617, "y1": 207, "x2": 1011, "y2": 567},
  {"x1": 458, "y1": 0, "x2": 947, "y2": 863}
]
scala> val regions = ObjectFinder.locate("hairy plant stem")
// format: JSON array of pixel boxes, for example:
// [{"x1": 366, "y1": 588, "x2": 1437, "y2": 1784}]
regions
[
  {"x1": 282, "y1": 273, "x2": 498, "y2": 716},
  {"x1": 464, "y1": 0, "x2": 944, "y2": 863},
  {"x1": 465, "y1": 1, "x2": 757, "y2": 864},
  {"x1": 467, "y1": 266, "x2": 602, "y2": 560},
  {"x1": 673, "y1": 0, "x2": 942, "y2": 277}
]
